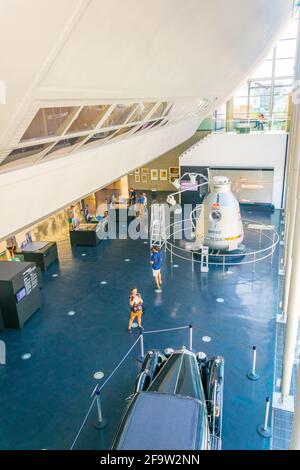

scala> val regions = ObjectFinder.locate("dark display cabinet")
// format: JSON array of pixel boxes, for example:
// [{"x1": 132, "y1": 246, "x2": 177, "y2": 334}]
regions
[
  {"x1": 0, "y1": 306, "x2": 4, "y2": 330},
  {"x1": 69, "y1": 223, "x2": 102, "y2": 246},
  {"x1": 0, "y1": 261, "x2": 41, "y2": 329}
]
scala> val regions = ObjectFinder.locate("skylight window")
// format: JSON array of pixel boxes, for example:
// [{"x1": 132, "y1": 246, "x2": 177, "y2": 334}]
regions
[
  {"x1": 65, "y1": 105, "x2": 110, "y2": 134},
  {"x1": 127, "y1": 102, "x2": 156, "y2": 123},
  {"x1": 101, "y1": 104, "x2": 137, "y2": 128},
  {"x1": 20, "y1": 107, "x2": 79, "y2": 142}
]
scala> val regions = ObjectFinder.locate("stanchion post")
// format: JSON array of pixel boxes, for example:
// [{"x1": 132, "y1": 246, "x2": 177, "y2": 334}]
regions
[
  {"x1": 171, "y1": 244, "x2": 173, "y2": 264},
  {"x1": 247, "y1": 346, "x2": 260, "y2": 381},
  {"x1": 257, "y1": 396, "x2": 272, "y2": 438},
  {"x1": 137, "y1": 331, "x2": 145, "y2": 363},
  {"x1": 189, "y1": 324, "x2": 193, "y2": 351},
  {"x1": 192, "y1": 252, "x2": 194, "y2": 272},
  {"x1": 95, "y1": 390, "x2": 108, "y2": 429},
  {"x1": 222, "y1": 255, "x2": 225, "y2": 275},
  {"x1": 253, "y1": 252, "x2": 256, "y2": 273},
  {"x1": 212, "y1": 380, "x2": 217, "y2": 436}
]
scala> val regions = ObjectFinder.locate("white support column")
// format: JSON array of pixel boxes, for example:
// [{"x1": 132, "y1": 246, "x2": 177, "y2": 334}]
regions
[
  {"x1": 274, "y1": 79, "x2": 300, "y2": 404},
  {"x1": 279, "y1": 169, "x2": 300, "y2": 402},
  {"x1": 290, "y1": 365, "x2": 300, "y2": 450},
  {"x1": 282, "y1": 16, "x2": 300, "y2": 274},
  {"x1": 0, "y1": 79, "x2": 6, "y2": 104},
  {"x1": 282, "y1": 104, "x2": 300, "y2": 314}
]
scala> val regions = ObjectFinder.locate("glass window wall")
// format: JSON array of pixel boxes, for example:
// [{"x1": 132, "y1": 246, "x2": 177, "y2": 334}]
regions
[
  {"x1": 127, "y1": 102, "x2": 156, "y2": 123},
  {"x1": 83, "y1": 130, "x2": 116, "y2": 149},
  {"x1": 101, "y1": 104, "x2": 137, "y2": 128},
  {"x1": 2, "y1": 143, "x2": 52, "y2": 165},
  {"x1": 43, "y1": 136, "x2": 84, "y2": 157},
  {"x1": 66, "y1": 105, "x2": 110, "y2": 134},
  {"x1": 228, "y1": 10, "x2": 298, "y2": 131}
]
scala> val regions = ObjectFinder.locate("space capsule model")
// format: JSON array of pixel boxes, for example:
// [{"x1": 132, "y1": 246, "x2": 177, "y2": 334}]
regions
[{"x1": 196, "y1": 176, "x2": 244, "y2": 251}]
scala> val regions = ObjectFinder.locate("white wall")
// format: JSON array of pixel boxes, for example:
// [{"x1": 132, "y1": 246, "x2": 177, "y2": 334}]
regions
[
  {"x1": 180, "y1": 132, "x2": 288, "y2": 208},
  {"x1": 0, "y1": 117, "x2": 198, "y2": 241}
]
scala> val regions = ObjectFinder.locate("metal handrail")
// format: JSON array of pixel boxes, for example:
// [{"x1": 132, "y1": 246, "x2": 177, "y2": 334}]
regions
[{"x1": 162, "y1": 217, "x2": 279, "y2": 267}]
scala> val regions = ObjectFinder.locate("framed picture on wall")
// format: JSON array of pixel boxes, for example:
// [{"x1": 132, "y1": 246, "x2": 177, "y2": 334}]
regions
[
  {"x1": 135, "y1": 174, "x2": 140, "y2": 183},
  {"x1": 169, "y1": 166, "x2": 179, "y2": 177},
  {"x1": 160, "y1": 169, "x2": 168, "y2": 181},
  {"x1": 169, "y1": 176, "x2": 178, "y2": 184},
  {"x1": 135, "y1": 168, "x2": 140, "y2": 175},
  {"x1": 141, "y1": 168, "x2": 149, "y2": 175},
  {"x1": 141, "y1": 175, "x2": 148, "y2": 183},
  {"x1": 151, "y1": 169, "x2": 158, "y2": 181}
]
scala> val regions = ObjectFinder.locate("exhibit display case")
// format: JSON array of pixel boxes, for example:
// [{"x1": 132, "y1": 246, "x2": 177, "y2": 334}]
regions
[
  {"x1": 0, "y1": 261, "x2": 41, "y2": 329},
  {"x1": 69, "y1": 223, "x2": 104, "y2": 246},
  {"x1": 14, "y1": 241, "x2": 58, "y2": 271}
]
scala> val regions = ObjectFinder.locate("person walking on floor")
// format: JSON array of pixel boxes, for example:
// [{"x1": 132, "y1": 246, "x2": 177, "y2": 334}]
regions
[
  {"x1": 150, "y1": 245, "x2": 163, "y2": 293},
  {"x1": 143, "y1": 192, "x2": 148, "y2": 213},
  {"x1": 137, "y1": 193, "x2": 145, "y2": 217},
  {"x1": 129, "y1": 188, "x2": 137, "y2": 206},
  {"x1": 128, "y1": 287, "x2": 144, "y2": 332}
]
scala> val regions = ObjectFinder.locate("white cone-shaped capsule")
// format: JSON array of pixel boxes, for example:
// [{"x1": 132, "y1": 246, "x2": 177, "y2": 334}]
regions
[{"x1": 197, "y1": 176, "x2": 244, "y2": 251}]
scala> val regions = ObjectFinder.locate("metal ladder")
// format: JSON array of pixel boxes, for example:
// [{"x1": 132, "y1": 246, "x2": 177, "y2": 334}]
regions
[{"x1": 150, "y1": 203, "x2": 166, "y2": 249}]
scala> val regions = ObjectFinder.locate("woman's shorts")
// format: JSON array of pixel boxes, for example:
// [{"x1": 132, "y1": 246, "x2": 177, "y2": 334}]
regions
[
  {"x1": 152, "y1": 269, "x2": 161, "y2": 277},
  {"x1": 130, "y1": 311, "x2": 143, "y2": 320}
]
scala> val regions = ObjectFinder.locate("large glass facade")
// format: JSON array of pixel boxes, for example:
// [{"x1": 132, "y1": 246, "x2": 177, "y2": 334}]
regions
[{"x1": 228, "y1": 11, "x2": 299, "y2": 131}]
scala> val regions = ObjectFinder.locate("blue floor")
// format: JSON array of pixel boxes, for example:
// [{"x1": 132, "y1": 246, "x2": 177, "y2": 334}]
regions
[
  {"x1": 0, "y1": 208, "x2": 281, "y2": 450},
  {"x1": 271, "y1": 253, "x2": 299, "y2": 450}
]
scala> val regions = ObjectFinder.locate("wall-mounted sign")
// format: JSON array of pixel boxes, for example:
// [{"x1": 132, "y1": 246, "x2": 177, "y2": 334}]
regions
[
  {"x1": 23, "y1": 266, "x2": 38, "y2": 295},
  {"x1": 180, "y1": 181, "x2": 198, "y2": 191}
]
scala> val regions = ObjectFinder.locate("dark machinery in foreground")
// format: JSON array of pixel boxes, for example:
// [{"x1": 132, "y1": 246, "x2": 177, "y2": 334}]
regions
[{"x1": 112, "y1": 348, "x2": 224, "y2": 450}]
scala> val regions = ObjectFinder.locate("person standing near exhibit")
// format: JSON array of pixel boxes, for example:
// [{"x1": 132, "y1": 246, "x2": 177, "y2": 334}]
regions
[
  {"x1": 6, "y1": 235, "x2": 17, "y2": 259},
  {"x1": 143, "y1": 192, "x2": 148, "y2": 212},
  {"x1": 150, "y1": 245, "x2": 163, "y2": 292},
  {"x1": 128, "y1": 287, "x2": 144, "y2": 332},
  {"x1": 129, "y1": 188, "x2": 137, "y2": 205},
  {"x1": 137, "y1": 193, "x2": 145, "y2": 217}
]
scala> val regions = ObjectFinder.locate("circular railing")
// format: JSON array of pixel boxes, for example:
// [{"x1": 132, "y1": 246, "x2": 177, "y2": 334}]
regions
[{"x1": 161, "y1": 217, "x2": 280, "y2": 269}]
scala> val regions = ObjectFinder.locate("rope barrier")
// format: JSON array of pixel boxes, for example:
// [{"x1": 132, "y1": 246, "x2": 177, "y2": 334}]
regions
[
  {"x1": 143, "y1": 325, "x2": 189, "y2": 335},
  {"x1": 70, "y1": 395, "x2": 98, "y2": 450},
  {"x1": 70, "y1": 335, "x2": 140, "y2": 450},
  {"x1": 96, "y1": 336, "x2": 141, "y2": 394},
  {"x1": 70, "y1": 325, "x2": 190, "y2": 449},
  {"x1": 69, "y1": 320, "x2": 276, "y2": 450}
]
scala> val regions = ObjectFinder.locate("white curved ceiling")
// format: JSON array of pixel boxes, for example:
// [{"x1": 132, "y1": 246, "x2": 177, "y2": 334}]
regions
[
  {"x1": 0, "y1": 0, "x2": 294, "y2": 239},
  {"x1": 0, "y1": 0, "x2": 293, "y2": 152}
]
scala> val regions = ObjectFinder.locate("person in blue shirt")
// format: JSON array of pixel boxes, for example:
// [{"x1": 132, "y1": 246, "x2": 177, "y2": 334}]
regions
[
  {"x1": 129, "y1": 188, "x2": 137, "y2": 205},
  {"x1": 137, "y1": 193, "x2": 145, "y2": 217},
  {"x1": 150, "y1": 245, "x2": 163, "y2": 292}
]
